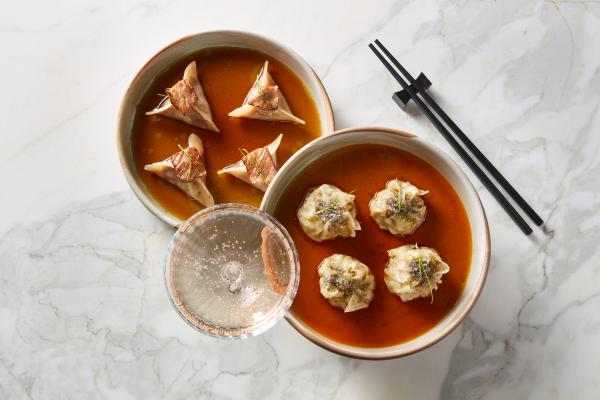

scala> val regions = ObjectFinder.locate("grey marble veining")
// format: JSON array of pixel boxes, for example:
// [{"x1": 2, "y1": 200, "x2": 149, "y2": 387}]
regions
[{"x1": 1, "y1": 0, "x2": 599, "y2": 398}]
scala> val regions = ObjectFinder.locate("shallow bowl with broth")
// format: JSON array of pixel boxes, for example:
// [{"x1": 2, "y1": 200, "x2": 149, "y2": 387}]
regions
[
  {"x1": 260, "y1": 126, "x2": 490, "y2": 360},
  {"x1": 117, "y1": 31, "x2": 334, "y2": 226}
]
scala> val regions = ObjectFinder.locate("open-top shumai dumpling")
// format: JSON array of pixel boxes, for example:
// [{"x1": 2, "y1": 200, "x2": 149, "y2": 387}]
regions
[
  {"x1": 318, "y1": 254, "x2": 375, "y2": 313},
  {"x1": 369, "y1": 179, "x2": 428, "y2": 236},
  {"x1": 217, "y1": 134, "x2": 282, "y2": 192},
  {"x1": 297, "y1": 184, "x2": 361, "y2": 242},
  {"x1": 146, "y1": 61, "x2": 219, "y2": 132},
  {"x1": 228, "y1": 61, "x2": 305, "y2": 124},
  {"x1": 384, "y1": 244, "x2": 450, "y2": 303},
  {"x1": 144, "y1": 133, "x2": 214, "y2": 207}
]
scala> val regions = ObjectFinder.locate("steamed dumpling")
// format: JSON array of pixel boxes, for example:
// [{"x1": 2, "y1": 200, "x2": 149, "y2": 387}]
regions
[
  {"x1": 144, "y1": 133, "x2": 214, "y2": 207},
  {"x1": 217, "y1": 134, "x2": 282, "y2": 192},
  {"x1": 146, "y1": 61, "x2": 219, "y2": 132},
  {"x1": 297, "y1": 184, "x2": 361, "y2": 242},
  {"x1": 369, "y1": 179, "x2": 428, "y2": 236},
  {"x1": 384, "y1": 244, "x2": 450, "y2": 303},
  {"x1": 318, "y1": 254, "x2": 375, "y2": 313},
  {"x1": 228, "y1": 61, "x2": 305, "y2": 124}
]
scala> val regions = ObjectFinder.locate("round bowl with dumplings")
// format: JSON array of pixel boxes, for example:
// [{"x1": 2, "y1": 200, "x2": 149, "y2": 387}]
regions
[
  {"x1": 261, "y1": 126, "x2": 490, "y2": 359},
  {"x1": 117, "y1": 30, "x2": 335, "y2": 226}
]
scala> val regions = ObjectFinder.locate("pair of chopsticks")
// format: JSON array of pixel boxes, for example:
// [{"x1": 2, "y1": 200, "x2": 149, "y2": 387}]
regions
[{"x1": 369, "y1": 39, "x2": 543, "y2": 236}]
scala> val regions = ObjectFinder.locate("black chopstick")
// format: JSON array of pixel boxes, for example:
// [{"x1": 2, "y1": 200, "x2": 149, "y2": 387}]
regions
[
  {"x1": 369, "y1": 42, "x2": 534, "y2": 235},
  {"x1": 374, "y1": 39, "x2": 544, "y2": 227}
]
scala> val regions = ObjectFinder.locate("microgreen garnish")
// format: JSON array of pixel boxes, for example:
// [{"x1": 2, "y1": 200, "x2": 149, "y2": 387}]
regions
[
  {"x1": 314, "y1": 201, "x2": 343, "y2": 221},
  {"x1": 329, "y1": 273, "x2": 366, "y2": 296},
  {"x1": 412, "y1": 255, "x2": 434, "y2": 304},
  {"x1": 393, "y1": 192, "x2": 410, "y2": 215},
  {"x1": 386, "y1": 189, "x2": 419, "y2": 222}
]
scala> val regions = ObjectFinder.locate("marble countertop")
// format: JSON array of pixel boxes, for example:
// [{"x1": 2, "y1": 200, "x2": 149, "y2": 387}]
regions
[{"x1": 2, "y1": 0, "x2": 599, "y2": 398}]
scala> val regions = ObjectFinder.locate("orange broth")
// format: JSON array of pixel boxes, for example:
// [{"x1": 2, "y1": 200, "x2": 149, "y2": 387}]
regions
[
  {"x1": 274, "y1": 144, "x2": 472, "y2": 347},
  {"x1": 132, "y1": 47, "x2": 322, "y2": 220}
]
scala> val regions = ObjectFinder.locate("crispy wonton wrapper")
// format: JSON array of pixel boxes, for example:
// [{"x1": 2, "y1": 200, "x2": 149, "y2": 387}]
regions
[
  {"x1": 146, "y1": 61, "x2": 219, "y2": 132},
  {"x1": 217, "y1": 133, "x2": 283, "y2": 192},
  {"x1": 144, "y1": 133, "x2": 214, "y2": 207},
  {"x1": 228, "y1": 61, "x2": 304, "y2": 124}
]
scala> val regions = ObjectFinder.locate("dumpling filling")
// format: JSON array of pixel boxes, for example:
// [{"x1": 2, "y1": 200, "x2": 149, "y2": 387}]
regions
[
  {"x1": 384, "y1": 244, "x2": 450, "y2": 303},
  {"x1": 144, "y1": 133, "x2": 214, "y2": 207},
  {"x1": 297, "y1": 184, "x2": 361, "y2": 242},
  {"x1": 146, "y1": 61, "x2": 219, "y2": 132},
  {"x1": 228, "y1": 61, "x2": 305, "y2": 124},
  {"x1": 318, "y1": 254, "x2": 375, "y2": 313},
  {"x1": 369, "y1": 179, "x2": 428, "y2": 236},
  {"x1": 217, "y1": 134, "x2": 282, "y2": 192}
]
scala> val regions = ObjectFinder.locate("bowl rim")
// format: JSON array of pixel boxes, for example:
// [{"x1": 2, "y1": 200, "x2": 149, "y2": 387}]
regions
[
  {"x1": 260, "y1": 125, "x2": 491, "y2": 360},
  {"x1": 116, "y1": 30, "x2": 335, "y2": 227}
]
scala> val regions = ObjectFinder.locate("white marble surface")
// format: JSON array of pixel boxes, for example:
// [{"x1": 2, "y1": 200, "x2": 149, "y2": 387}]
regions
[{"x1": 1, "y1": 0, "x2": 599, "y2": 398}]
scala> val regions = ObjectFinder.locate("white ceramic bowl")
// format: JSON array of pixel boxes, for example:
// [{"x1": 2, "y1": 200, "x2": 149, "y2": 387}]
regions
[
  {"x1": 260, "y1": 126, "x2": 490, "y2": 359},
  {"x1": 117, "y1": 30, "x2": 335, "y2": 226}
]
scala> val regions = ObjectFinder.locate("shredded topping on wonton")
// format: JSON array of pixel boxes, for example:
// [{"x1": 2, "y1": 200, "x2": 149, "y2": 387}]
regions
[
  {"x1": 242, "y1": 147, "x2": 277, "y2": 187},
  {"x1": 167, "y1": 79, "x2": 197, "y2": 115},
  {"x1": 171, "y1": 146, "x2": 205, "y2": 182},
  {"x1": 247, "y1": 84, "x2": 279, "y2": 111}
]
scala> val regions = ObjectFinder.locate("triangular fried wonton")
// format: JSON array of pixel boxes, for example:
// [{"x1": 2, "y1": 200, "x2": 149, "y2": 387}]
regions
[
  {"x1": 146, "y1": 62, "x2": 219, "y2": 132},
  {"x1": 144, "y1": 133, "x2": 214, "y2": 207},
  {"x1": 217, "y1": 133, "x2": 283, "y2": 192},
  {"x1": 228, "y1": 61, "x2": 304, "y2": 124}
]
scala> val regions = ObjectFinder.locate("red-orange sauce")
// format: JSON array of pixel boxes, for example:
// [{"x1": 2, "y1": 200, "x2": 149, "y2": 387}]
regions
[
  {"x1": 274, "y1": 144, "x2": 472, "y2": 347},
  {"x1": 132, "y1": 47, "x2": 321, "y2": 221}
]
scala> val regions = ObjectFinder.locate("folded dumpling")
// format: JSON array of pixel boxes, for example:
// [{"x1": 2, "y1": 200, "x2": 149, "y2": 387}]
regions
[
  {"x1": 217, "y1": 134, "x2": 282, "y2": 192},
  {"x1": 228, "y1": 61, "x2": 305, "y2": 124},
  {"x1": 144, "y1": 133, "x2": 214, "y2": 207},
  {"x1": 384, "y1": 244, "x2": 450, "y2": 303},
  {"x1": 297, "y1": 184, "x2": 361, "y2": 242},
  {"x1": 369, "y1": 179, "x2": 428, "y2": 236},
  {"x1": 146, "y1": 61, "x2": 219, "y2": 132},
  {"x1": 318, "y1": 254, "x2": 375, "y2": 313}
]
